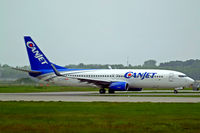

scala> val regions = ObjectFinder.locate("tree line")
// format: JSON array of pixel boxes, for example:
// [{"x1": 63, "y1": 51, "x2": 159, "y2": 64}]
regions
[{"x1": 0, "y1": 59, "x2": 200, "y2": 81}]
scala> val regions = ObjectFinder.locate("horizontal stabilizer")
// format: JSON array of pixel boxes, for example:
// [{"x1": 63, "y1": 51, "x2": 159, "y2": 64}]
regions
[{"x1": 12, "y1": 67, "x2": 42, "y2": 74}]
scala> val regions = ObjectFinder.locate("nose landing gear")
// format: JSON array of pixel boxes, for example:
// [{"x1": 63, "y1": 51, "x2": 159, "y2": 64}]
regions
[
  {"x1": 174, "y1": 90, "x2": 178, "y2": 93},
  {"x1": 174, "y1": 87, "x2": 183, "y2": 94}
]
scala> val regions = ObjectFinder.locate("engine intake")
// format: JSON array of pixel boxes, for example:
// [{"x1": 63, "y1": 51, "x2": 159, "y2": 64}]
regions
[{"x1": 109, "y1": 82, "x2": 128, "y2": 91}]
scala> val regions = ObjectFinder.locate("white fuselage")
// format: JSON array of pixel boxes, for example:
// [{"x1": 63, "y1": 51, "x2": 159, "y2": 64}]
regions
[
  {"x1": 38, "y1": 69, "x2": 194, "y2": 89},
  {"x1": 23, "y1": 36, "x2": 195, "y2": 93}
]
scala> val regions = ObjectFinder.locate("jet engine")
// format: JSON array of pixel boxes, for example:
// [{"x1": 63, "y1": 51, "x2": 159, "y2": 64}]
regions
[
  {"x1": 109, "y1": 82, "x2": 128, "y2": 91},
  {"x1": 109, "y1": 82, "x2": 143, "y2": 92}
]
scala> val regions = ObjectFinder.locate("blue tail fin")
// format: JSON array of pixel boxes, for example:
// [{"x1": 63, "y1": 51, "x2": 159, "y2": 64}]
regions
[{"x1": 24, "y1": 36, "x2": 66, "y2": 70}]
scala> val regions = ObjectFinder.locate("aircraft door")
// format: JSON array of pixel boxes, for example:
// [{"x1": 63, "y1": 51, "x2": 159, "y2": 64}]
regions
[{"x1": 169, "y1": 73, "x2": 174, "y2": 82}]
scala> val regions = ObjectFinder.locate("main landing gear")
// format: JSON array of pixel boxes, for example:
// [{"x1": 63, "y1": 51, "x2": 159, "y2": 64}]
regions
[
  {"x1": 99, "y1": 88, "x2": 106, "y2": 94},
  {"x1": 108, "y1": 89, "x2": 115, "y2": 94},
  {"x1": 99, "y1": 88, "x2": 115, "y2": 94}
]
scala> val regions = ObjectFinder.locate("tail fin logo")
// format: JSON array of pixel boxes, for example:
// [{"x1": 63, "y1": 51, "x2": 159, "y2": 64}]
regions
[
  {"x1": 27, "y1": 42, "x2": 34, "y2": 48},
  {"x1": 26, "y1": 41, "x2": 48, "y2": 65}
]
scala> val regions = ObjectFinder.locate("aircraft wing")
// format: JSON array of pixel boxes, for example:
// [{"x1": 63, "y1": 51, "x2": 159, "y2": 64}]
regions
[
  {"x1": 75, "y1": 77, "x2": 111, "y2": 87},
  {"x1": 51, "y1": 64, "x2": 112, "y2": 87}
]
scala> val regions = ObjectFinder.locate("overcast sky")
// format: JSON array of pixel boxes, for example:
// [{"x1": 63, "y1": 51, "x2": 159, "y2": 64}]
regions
[{"x1": 0, "y1": 0, "x2": 199, "y2": 67}]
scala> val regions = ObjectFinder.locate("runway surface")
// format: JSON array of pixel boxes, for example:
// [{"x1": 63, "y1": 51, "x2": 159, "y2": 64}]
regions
[{"x1": 0, "y1": 91, "x2": 200, "y2": 103}]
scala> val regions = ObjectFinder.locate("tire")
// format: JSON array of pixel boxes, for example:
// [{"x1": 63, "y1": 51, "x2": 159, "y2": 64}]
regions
[
  {"x1": 99, "y1": 89, "x2": 106, "y2": 94},
  {"x1": 174, "y1": 90, "x2": 178, "y2": 94},
  {"x1": 108, "y1": 89, "x2": 115, "y2": 94}
]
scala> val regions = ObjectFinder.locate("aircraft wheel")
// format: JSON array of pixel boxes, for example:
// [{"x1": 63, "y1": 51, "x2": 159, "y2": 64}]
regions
[
  {"x1": 108, "y1": 89, "x2": 115, "y2": 94},
  {"x1": 99, "y1": 88, "x2": 106, "y2": 94},
  {"x1": 174, "y1": 90, "x2": 178, "y2": 94}
]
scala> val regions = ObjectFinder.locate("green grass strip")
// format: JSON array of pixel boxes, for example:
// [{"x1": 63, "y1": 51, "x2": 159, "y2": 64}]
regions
[
  {"x1": 0, "y1": 85, "x2": 99, "y2": 93},
  {"x1": 0, "y1": 85, "x2": 194, "y2": 93},
  {"x1": 0, "y1": 102, "x2": 200, "y2": 133}
]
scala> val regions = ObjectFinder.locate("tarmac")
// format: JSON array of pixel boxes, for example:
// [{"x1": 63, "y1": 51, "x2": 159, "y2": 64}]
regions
[{"x1": 0, "y1": 91, "x2": 200, "y2": 103}]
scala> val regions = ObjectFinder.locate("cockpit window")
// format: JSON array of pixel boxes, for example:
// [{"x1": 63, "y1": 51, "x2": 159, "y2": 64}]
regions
[{"x1": 178, "y1": 75, "x2": 187, "y2": 78}]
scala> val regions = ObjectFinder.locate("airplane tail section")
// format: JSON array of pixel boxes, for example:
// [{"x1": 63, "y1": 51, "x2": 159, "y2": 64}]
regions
[{"x1": 24, "y1": 36, "x2": 66, "y2": 71}]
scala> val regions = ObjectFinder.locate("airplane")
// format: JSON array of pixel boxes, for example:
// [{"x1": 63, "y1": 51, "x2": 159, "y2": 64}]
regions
[{"x1": 16, "y1": 36, "x2": 195, "y2": 94}]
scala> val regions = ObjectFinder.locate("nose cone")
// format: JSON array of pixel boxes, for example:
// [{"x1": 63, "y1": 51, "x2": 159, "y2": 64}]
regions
[
  {"x1": 187, "y1": 77, "x2": 195, "y2": 86},
  {"x1": 189, "y1": 78, "x2": 195, "y2": 84}
]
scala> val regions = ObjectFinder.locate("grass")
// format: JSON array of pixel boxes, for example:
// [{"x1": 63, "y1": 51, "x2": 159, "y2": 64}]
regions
[
  {"x1": 99, "y1": 95, "x2": 200, "y2": 97},
  {"x1": 0, "y1": 102, "x2": 200, "y2": 133},
  {"x1": 0, "y1": 84, "x2": 194, "y2": 93},
  {"x1": 0, "y1": 85, "x2": 99, "y2": 93}
]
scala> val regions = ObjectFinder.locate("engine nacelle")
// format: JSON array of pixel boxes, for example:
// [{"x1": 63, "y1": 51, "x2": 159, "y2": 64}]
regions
[{"x1": 109, "y1": 82, "x2": 128, "y2": 91}]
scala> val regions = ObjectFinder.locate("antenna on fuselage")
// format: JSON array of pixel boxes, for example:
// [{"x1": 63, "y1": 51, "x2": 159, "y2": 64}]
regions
[
  {"x1": 127, "y1": 56, "x2": 129, "y2": 67},
  {"x1": 108, "y1": 65, "x2": 112, "y2": 69}
]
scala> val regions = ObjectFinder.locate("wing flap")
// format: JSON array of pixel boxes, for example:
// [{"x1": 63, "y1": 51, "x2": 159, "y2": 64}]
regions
[{"x1": 76, "y1": 78, "x2": 111, "y2": 86}]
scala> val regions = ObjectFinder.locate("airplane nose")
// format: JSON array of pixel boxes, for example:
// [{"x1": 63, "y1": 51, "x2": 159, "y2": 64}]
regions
[
  {"x1": 187, "y1": 78, "x2": 195, "y2": 86},
  {"x1": 190, "y1": 78, "x2": 195, "y2": 84}
]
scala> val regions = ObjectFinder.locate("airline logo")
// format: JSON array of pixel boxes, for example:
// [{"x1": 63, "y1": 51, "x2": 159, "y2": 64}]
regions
[
  {"x1": 124, "y1": 72, "x2": 157, "y2": 80},
  {"x1": 26, "y1": 41, "x2": 48, "y2": 64}
]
